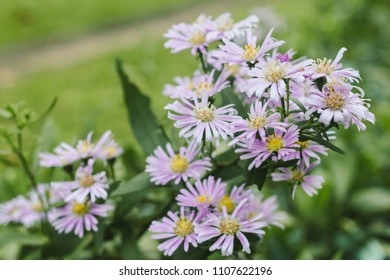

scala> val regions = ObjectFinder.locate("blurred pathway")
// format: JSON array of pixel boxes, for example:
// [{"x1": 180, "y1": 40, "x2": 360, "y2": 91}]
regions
[{"x1": 0, "y1": 0, "x2": 260, "y2": 88}]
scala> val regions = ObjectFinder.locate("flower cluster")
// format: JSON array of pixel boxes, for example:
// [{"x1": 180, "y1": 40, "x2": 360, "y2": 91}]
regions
[
  {"x1": 146, "y1": 11, "x2": 375, "y2": 257},
  {"x1": 149, "y1": 176, "x2": 285, "y2": 256},
  {"x1": 0, "y1": 131, "x2": 121, "y2": 237}
]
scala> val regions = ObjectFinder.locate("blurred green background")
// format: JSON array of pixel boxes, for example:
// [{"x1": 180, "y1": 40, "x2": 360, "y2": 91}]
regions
[{"x1": 0, "y1": 0, "x2": 389, "y2": 259}]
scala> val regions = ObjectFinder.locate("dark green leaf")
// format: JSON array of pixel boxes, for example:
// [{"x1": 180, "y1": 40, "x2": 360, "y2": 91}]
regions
[
  {"x1": 302, "y1": 134, "x2": 346, "y2": 154},
  {"x1": 116, "y1": 59, "x2": 167, "y2": 155},
  {"x1": 0, "y1": 227, "x2": 48, "y2": 248},
  {"x1": 110, "y1": 172, "x2": 154, "y2": 197},
  {"x1": 350, "y1": 188, "x2": 390, "y2": 214},
  {"x1": 246, "y1": 166, "x2": 268, "y2": 191},
  {"x1": 290, "y1": 97, "x2": 307, "y2": 113},
  {"x1": 220, "y1": 88, "x2": 247, "y2": 117}
]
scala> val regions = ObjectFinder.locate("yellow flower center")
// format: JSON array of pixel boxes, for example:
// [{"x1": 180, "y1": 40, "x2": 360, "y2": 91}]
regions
[
  {"x1": 220, "y1": 217, "x2": 241, "y2": 235},
  {"x1": 218, "y1": 18, "x2": 234, "y2": 32},
  {"x1": 79, "y1": 175, "x2": 96, "y2": 188},
  {"x1": 225, "y1": 64, "x2": 239, "y2": 76},
  {"x1": 170, "y1": 155, "x2": 189, "y2": 173},
  {"x1": 72, "y1": 202, "x2": 90, "y2": 216},
  {"x1": 292, "y1": 170, "x2": 305, "y2": 183},
  {"x1": 264, "y1": 61, "x2": 287, "y2": 82},
  {"x1": 296, "y1": 140, "x2": 310, "y2": 149},
  {"x1": 190, "y1": 31, "x2": 205, "y2": 45},
  {"x1": 195, "y1": 195, "x2": 211, "y2": 204},
  {"x1": 195, "y1": 106, "x2": 215, "y2": 122},
  {"x1": 266, "y1": 134, "x2": 284, "y2": 153},
  {"x1": 242, "y1": 44, "x2": 259, "y2": 61},
  {"x1": 80, "y1": 141, "x2": 94, "y2": 154},
  {"x1": 248, "y1": 115, "x2": 266, "y2": 130},
  {"x1": 105, "y1": 147, "x2": 116, "y2": 158},
  {"x1": 314, "y1": 58, "x2": 335, "y2": 75},
  {"x1": 174, "y1": 217, "x2": 194, "y2": 237},
  {"x1": 32, "y1": 203, "x2": 43, "y2": 212},
  {"x1": 196, "y1": 82, "x2": 213, "y2": 96},
  {"x1": 217, "y1": 195, "x2": 235, "y2": 214},
  {"x1": 325, "y1": 91, "x2": 345, "y2": 110}
]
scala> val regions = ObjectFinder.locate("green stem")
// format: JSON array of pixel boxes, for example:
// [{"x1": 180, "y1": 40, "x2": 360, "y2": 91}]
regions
[
  {"x1": 280, "y1": 97, "x2": 286, "y2": 120},
  {"x1": 198, "y1": 50, "x2": 208, "y2": 73},
  {"x1": 286, "y1": 79, "x2": 290, "y2": 116}
]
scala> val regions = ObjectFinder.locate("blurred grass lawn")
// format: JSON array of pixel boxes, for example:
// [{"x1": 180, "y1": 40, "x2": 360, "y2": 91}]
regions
[{"x1": 1, "y1": 0, "x2": 390, "y2": 259}]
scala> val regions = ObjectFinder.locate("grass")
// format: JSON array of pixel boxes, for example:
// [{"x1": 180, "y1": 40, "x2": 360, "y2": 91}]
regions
[{"x1": 0, "y1": 0, "x2": 210, "y2": 50}]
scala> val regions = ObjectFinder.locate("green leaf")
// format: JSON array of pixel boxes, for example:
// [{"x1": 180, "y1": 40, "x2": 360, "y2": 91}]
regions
[
  {"x1": 302, "y1": 134, "x2": 346, "y2": 154},
  {"x1": 220, "y1": 88, "x2": 247, "y2": 117},
  {"x1": 350, "y1": 188, "x2": 390, "y2": 214},
  {"x1": 0, "y1": 227, "x2": 48, "y2": 248},
  {"x1": 110, "y1": 172, "x2": 154, "y2": 197},
  {"x1": 246, "y1": 166, "x2": 268, "y2": 191},
  {"x1": 290, "y1": 97, "x2": 307, "y2": 113},
  {"x1": 116, "y1": 59, "x2": 167, "y2": 155}
]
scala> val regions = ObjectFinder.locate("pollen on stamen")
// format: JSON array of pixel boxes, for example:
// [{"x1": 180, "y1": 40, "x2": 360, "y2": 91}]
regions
[
  {"x1": 170, "y1": 155, "x2": 189, "y2": 173},
  {"x1": 248, "y1": 115, "x2": 266, "y2": 130},
  {"x1": 79, "y1": 175, "x2": 96, "y2": 188},
  {"x1": 314, "y1": 58, "x2": 335, "y2": 75},
  {"x1": 242, "y1": 44, "x2": 259, "y2": 61},
  {"x1": 174, "y1": 217, "x2": 194, "y2": 237},
  {"x1": 72, "y1": 202, "x2": 90, "y2": 216},
  {"x1": 219, "y1": 217, "x2": 241, "y2": 235},
  {"x1": 325, "y1": 91, "x2": 345, "y2": 110},
  {"x1": 190, "y1": 31, "x2": 205, "y2": 45},
  {"x1": 217, "y1": 195, "x2": 235, "y2": 214},
  {"x1": 266, "y1": 134, "x2": 284, "y2": 153},
  {"x1": 195, "y1": 106, "x2": 216, "y2": 122},
  {"x1": 264, "y1": 61, "x2": 287, "y2": 82}
]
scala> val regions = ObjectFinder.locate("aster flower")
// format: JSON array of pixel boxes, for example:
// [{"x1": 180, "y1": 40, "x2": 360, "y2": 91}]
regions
[
  {"x1": 215, "y1": 184, "x2": 251, "y2": 215},
  {"x1": 39, "y1": 142, "x2": 80, "y2": 167},
  {"x1": 149, "y1": 207, "x2": 200, "y2": 256},
  {"x1": 206, "y1": 13, "x2": 259, "y2": 41},
  {"x1": 49, "y1": 201, "x2": 113, "y2": 238},
  {"x1": 271, "y1": 163, "x2": 324, "y2": 198},
  {"x1": 0, "y1": 196, "x2": 29, "y2": 225},
  {"x1": 287, "y1": 139, "x2": 328, "y2": 168},
  {"x1": 310, "y1": 47, "x2": 361, "y2": 83},
  {"x1": 236, "y1": 125, "x2": 300, "y2": 170},
  {"x1": 146, "y1": 142, "x2": 212, "y2": 185},
  {"x1": 176, "y1": 176, "x2": 226, "y2": 209},
  {"x1": 164, "y1": 15, "x2": 211, "y2": 55},
  {"x1": 196, "y1": 199, "x2": 266, "y2": 256},
  {"x1": 165, "y1": 96, "x2": 240, "y2": 145},
  {"x1": 306, "y1": 82, "x2": 375, "y2": 130},
  {"x1": 215, "y1": 28, "x2": 284, "y2": 65},
  {"x1": 19, "y1": 187, "x2": 47, "y2": 228},
  {"x1": 51, "y1": 159, "x2": 109, "y2": 203},
  {"x1": 242, "y1": 56, "x2": 312, "y2": 101},
  {"x1": 163, "y1": 75, "x2": 195, "y2": 99},
  {"x1": 93, "y1": 130, "x2": 123, "y2": 161},
  {"x1": 242, "y1": 194, "x2": 286, "y2": 229},
  {"x1": 230, "y1": 100, "x2": 287, "y2": 145}
]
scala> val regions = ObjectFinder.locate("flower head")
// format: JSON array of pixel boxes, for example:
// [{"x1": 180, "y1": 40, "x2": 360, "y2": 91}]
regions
[
  {"x1": 196, "y1": 199, "x2": 266, "y2": 256},
  {"x1": 49, "y1": 201, "x2": 113, "y2": 238},
  {"x1": 146, "y1": 142, "x2": 212, "y2": 185},
  {"x1": 51, "y1": 159, "x2": 109, "y2": 203},
  {"x1": 230, "y1": 100, "x2": 287, "y2": 145},
  {"x1": 271, "y1": 163, "x2": 324, "y2": 198},
  {"x1": 165, "y1": 96, "x2": 239, "y2": 145},
  {"x1": 176, "y1": 176, "x2": 226, "y2": 209},
  {"x1": 149, "y1": 207, "x2": 199, "y2": 256},
  {"x1": 236, "y1": 125, "x2": 300, "y2": 170}
]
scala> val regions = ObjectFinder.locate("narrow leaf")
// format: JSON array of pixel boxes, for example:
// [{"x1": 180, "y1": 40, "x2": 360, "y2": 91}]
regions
[
  {"x1": 220, "y1": 88, "x2": 247, "y2": 117},
  {"x1": 116, "y1": 59, "x2": 167, "y2": 155},
  {"x1": 110, "y1": 172, "x2": 154, "y2": 197},
  {"x1": 290, "y1": 97, "x2": 307, "y2": 113}
]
